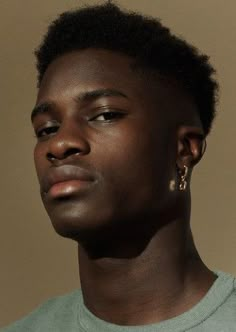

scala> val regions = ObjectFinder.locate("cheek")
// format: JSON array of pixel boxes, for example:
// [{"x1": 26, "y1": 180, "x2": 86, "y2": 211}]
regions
[
  {"x1": 96, "y1": 129, "x2": 169, "y2": 195},
  {"x1": 33, "y1": 144, "x2": 45, "y2": 179},
  {"x1": 118, "y1": 130, "x2": 173, "y2": 201}
]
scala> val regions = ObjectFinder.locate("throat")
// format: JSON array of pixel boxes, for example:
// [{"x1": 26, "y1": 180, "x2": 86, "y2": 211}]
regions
[{"x1": 78, "y1": 224, "x2": 215, "y2": 326}]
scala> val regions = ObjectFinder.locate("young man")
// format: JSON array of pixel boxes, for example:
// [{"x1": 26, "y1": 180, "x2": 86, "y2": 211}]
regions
[{"x1": 2, "y1": 2, "x2": 236, "y2": 331}]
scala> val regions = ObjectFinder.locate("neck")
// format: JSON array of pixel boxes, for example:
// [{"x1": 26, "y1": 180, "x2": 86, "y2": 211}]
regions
[{"x1": 78, "y1": 217, "x2": 216, "y2": 326}]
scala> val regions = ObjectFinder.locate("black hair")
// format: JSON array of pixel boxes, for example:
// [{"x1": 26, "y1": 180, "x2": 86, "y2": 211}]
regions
[{"x1": 35, "y1": 2, "x2": 218, "y2": 135}]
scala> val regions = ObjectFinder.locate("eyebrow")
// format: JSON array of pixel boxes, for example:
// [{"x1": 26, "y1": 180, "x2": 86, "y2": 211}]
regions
[
  {"x1": 31, "y1": 88, "x2": 128, "y2": 122},
  {"x1": 74, "y1": 88, "x2": 128, "y2": 103},
  {"x1": 31, "y1": 102, "x2": 52, "y2": 122}
]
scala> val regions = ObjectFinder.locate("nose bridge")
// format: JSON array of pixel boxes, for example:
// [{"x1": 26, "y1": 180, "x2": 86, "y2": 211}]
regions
[{"x1": 47, "y1": 118, "x2": 90, "y2": 160}]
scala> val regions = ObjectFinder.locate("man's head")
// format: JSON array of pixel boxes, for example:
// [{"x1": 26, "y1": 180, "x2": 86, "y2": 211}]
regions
[
  {"x1": 35, "y1": 2, "x2": 218, "y2": 136},
  {"x1": 32, "y1": 2, "x2": 218, "y2": 256}
]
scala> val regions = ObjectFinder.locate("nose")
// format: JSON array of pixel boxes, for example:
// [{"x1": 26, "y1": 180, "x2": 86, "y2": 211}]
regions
[{"x1": 46, "y1": 123, "x2": 90, "y2": 162}]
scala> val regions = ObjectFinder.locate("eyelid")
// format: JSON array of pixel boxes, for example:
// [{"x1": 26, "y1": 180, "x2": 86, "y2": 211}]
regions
[
  {"x1": 34, "y1": 119, "x2": 59, "y2": 130},
  {"x1": 91, "y1": 110, "x2": 126, "y2": 122},
  {"x1": 34, "y1": 120, "x2": 60, "y2": 139},
  {"x1": 89, "y1": 105, "x2": 127, "y2": 118}
]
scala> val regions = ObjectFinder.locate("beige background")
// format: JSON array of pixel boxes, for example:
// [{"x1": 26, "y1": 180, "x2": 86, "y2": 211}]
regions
[{"x1": 1, "y1": 0, "x2": 235, "y2": 327}]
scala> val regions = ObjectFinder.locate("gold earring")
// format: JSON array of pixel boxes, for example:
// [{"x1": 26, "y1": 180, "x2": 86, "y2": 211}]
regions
[{"x1": 179, "y1": 165, "x2": 188, "y2": 191}]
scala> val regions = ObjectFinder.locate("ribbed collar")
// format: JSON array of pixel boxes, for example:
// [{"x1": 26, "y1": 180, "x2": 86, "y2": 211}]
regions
[{"x1": 77, "y1": 271, "x2": 235, "y2": 332}]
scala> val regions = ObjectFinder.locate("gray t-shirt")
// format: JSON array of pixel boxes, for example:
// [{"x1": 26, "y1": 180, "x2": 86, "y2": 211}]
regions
[{"x1": 1, "y1": 271, "x2": 236, "y2": 331}]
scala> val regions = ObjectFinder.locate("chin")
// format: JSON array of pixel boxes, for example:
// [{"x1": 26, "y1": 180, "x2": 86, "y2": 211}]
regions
[
  {"x1": 46, "y1": 200, "x2": 116, "y2": 243},
  {"x1": 50, "y1": 215, "x2": 97, "y2": 241}
]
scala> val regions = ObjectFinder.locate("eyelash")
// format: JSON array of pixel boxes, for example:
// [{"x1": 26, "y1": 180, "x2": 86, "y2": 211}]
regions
[
  {"x1": 34, "y1": 111, "x2": 125, "y2": 139},
  {"x1": 35, "y1": 125, "x2": 59, "y2": 139},
  {"x1": 91, "y1": 111, "x2": 125, "y2": 122}
]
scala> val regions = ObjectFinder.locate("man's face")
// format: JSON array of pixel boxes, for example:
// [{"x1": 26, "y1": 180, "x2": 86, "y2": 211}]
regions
[{"x1": 33, "y1": 49, "x2": 177, "y2": 244}]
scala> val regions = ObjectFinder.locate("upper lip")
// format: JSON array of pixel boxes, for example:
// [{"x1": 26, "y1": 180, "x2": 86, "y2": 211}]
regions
[{"x1": 41, "y1": 164, "x2": 95, "y2": 193}]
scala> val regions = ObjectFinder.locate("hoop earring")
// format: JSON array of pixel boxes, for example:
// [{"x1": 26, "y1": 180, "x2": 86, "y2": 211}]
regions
[{"x1": 179, "y1": 165, "x2": 188, "y2": 191}]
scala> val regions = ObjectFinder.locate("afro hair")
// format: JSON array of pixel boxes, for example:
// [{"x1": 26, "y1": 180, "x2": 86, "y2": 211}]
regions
[{"x1": 35, "y1": 2, "x2": 218, "y2": 135}]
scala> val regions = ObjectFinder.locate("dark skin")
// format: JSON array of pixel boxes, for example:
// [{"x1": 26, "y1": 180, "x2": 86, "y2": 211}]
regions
[{"x1": 33, "y1": 49, "x2": 216, "y2": 326}]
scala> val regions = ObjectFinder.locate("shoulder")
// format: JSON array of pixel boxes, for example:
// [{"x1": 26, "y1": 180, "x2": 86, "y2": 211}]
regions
[
  {"x1": 198, "y1": 271, "x2": 236, "y2": 331},
  {"x1": 0, "y1": 289, "x2": 82, "y2": 332},
  {"x1": 216, "y1": 274, "x2": 236, "y2": 319}
]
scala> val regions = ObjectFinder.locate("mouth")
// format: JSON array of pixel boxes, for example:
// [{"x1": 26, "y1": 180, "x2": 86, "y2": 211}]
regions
[
  {"x1": 47, "y1": 179, "x2": 93, "y2": 199},
  {"x1": 41, "y1": 164, "x2": 95, "y2": 199}
]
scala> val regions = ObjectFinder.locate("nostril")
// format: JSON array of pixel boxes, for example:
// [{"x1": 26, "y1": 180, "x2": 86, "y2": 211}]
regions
[
  {"x1": 46, "y1": 148, "x2": 81, "y2": 162},
  {"x1": 64, "y1": 148, "x2": 82, "y2": 159},
  {"x1": 46, "y1": 153, "x2": 56, "y2": 161}
]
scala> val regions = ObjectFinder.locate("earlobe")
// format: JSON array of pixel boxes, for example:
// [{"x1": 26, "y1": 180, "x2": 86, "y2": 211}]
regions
[{"x1": 176, "y1": 126, "x2": 206, "y2": 168}]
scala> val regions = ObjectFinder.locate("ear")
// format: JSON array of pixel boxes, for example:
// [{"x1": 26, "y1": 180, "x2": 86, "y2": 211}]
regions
[{"x1": 176, "y1": 126, "x2": 206, "y2": 169}]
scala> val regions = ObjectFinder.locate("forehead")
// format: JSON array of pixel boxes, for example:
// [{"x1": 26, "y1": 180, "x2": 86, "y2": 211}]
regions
[
  {"x1": 37, "y1": 49, "x2": 152, "y2": 102},
  {"x1": 36, "y1": 49, "x2": 199, "y2": 129}
]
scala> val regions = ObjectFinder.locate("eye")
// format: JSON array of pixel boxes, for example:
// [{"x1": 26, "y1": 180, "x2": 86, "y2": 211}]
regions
[
  {"x1": 91, "y1": 111, "x2": 125, "y2": 122},
  {"x1": 35, "y1": 124, "x2": 59, "y2": 139}
]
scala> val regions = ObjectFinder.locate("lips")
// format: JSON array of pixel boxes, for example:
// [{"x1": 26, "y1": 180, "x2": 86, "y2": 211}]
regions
[{"x1": 41, "y1": 164, "x2": 95, "y2": 196}]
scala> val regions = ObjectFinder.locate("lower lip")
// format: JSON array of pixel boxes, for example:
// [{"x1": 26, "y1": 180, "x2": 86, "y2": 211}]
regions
[{"x1": 48, "y1": 180, "x2": 91, "y2": 198}]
